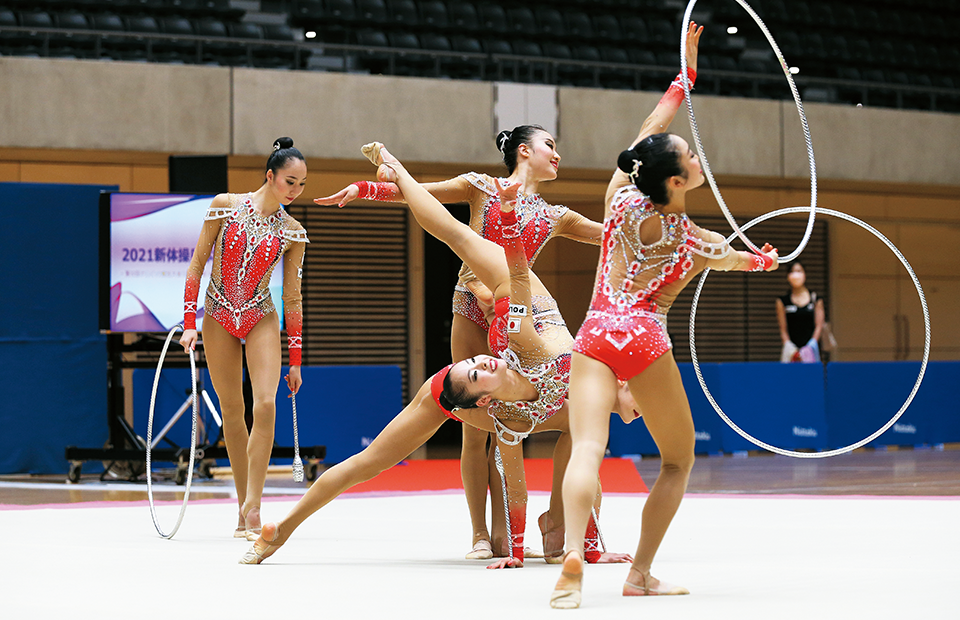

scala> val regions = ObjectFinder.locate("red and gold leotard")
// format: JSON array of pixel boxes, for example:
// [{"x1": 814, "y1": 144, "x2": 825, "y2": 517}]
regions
[
  {"x1": 452, "y1": 172, "x2": 592, "y2": 330},
  {"x1": 183, "y1": 193, "x2": 309, "y2": 364},
  {"x1": 574, "y1": 185, "x2": 739, "y2": 380}
]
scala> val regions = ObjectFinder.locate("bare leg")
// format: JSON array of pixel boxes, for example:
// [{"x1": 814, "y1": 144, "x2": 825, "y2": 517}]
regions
[
  {"x1": 553, "y1": 352, "x2": 618, "y2": 606},
  {"x1": 622, "y1": 350, "x2": 694, "y2": 595},
  {"x1": 240, "y1": 393, "x2": 449, "y2": 563},
  {"x1": 200, "y1": 316, "x2": 248, "y2": 531},
  {"x1": 540, "y1": 430, "x2": 569, "y2": 561},
  {"x1": 239, "y1": 312, "x2": 282, "y2": 534},
  {"x1": 452, "y1": 314, "x2": 496, "y2": 557},
  {"x1": 374, "y1": 145, "x2": 511, "y2": 297}
]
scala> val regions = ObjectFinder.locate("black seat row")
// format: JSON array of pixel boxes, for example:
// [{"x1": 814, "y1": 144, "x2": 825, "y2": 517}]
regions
[
  {"x1": 295, "y1": 0, "x2": 681, "y2": 48},
  {"x1": 0, "y1": 9, "x2": 303, "y2": 67},
  {"x1": 0, "y1": 0, "x2": 244, "y2": 20},
  {"x1": 718, "y1": 0, "x2": 959, "y2": 44}
]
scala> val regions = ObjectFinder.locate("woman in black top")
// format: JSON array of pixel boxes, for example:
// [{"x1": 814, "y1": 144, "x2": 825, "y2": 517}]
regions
[{"x1": 775, "y1": 262, "x2": 825, "y2": 362}]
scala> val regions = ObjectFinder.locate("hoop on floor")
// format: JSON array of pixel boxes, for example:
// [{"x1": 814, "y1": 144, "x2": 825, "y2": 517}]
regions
[
  {"x1": 680, "y1": 0, "x2": 817, "y2": 263},
  {"x1": 146, "y1": 324, "x2": 199, "y2": 538},
  {"x1": 689, "y1": 206, "x2": 930, "y2": 458}
]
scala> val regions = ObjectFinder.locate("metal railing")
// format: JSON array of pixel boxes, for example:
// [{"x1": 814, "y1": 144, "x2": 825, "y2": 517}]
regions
[{"x1": 1, "y1": 25, "x2": 957, "y2": 112}]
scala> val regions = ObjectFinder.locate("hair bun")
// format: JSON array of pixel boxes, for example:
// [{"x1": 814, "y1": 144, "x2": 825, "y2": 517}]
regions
[
  {"x1": 496, "y1": 130, "x2": 512, "y2": 153},
  {"x1": 617, "y1": 148, "x2": 643, "y2": 182},
  {"x1": 273, "y1": 137, "x2": 294, "y2": 151}
]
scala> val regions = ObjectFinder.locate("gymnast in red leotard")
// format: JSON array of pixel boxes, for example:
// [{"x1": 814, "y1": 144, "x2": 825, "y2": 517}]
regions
[
  {"x1": 550, "y1": 24, "x2": 780, "y2": 609},
  {"x1": 315, "y1": 126, "x2": 602, "y2": 560},
  {"x1": 241, "y1": 144, "x2": 637, "y2": 569},
  {"x1": 179, "y1": 137, "x2": 308, "y2": 542}
]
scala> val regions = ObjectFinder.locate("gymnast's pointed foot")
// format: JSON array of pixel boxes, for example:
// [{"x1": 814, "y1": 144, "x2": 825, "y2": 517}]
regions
[
  {"x1": 538, "y1": 511, "x2": 565, "y2": 564},
  {"x1": 239, "y1": 521, "x2": 286, "y2": 565},
  {"x1": 622, "y1": 567, "x2": 689, "y2": 596},
  {"x1": 549, "y1": 550, "x2": 584, "y2": 609},
  {"x1": 360, "y1": 142, "x2": 383, "y2": 166}
]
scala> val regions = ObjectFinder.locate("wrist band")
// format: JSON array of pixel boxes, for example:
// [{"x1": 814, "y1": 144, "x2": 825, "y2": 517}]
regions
[
  {"x1": 500, "y1": 208, "x2": 520, "y2": 239},
  {"x1": 351, "y1": 180, "x2": 396, "y2": 202}
]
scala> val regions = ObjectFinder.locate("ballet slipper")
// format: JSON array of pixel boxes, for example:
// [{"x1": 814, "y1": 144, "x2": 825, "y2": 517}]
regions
[
  {"x1": 241, "y1": 504, "x2": 261, "y2": 542},
  {"x1": 538, "y1": 511, "x2": 565, "y2": 563},
  {"x1": 465, "y1": 539, "x2": 493, "y2": 560},
  {"x1": 239, "y1": 522, "x2": 285, "y2": 565},
  {"x1": 360, "y1": 142, "x2": 383, "y2": 166},
  {"x1": 549, "y1": 550, "x2": 584, "y2": 610},
  {"x1": 622, "y1": 568, "x2": 689, "y2": 596}
]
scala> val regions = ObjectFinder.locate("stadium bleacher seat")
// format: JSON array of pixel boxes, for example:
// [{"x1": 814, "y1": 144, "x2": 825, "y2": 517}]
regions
[{"x1": 0, "y1": 0, "x2": 951, "y2": 111}]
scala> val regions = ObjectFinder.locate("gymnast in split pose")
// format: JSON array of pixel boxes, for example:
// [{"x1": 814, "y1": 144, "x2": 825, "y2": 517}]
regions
[
  {"x1": 549, "y1": 22, "x2": 780, "y2": 608},
  {"x1": 315, "y1": 126, "x2": 602, "y2": 560},
  {"x1": 241, "y1": 143, "x2": 633, "y2": 568},
  {"x1": 179, "y1": 138, "x2": 308, "y2": 541}
]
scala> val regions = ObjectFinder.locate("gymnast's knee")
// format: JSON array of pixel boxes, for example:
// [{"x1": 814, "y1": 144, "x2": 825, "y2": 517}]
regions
[{"x1": 660, "y1": 453, "x2": 694, "y2": 477}]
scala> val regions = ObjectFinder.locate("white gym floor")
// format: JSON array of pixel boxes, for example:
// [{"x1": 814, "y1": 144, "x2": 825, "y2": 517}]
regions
[{"x1": 3, "y1": 486, "x2": 956, "y2": 619}]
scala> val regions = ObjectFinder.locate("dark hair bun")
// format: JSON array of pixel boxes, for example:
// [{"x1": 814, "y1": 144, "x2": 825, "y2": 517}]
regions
[
  {"x1": 273, "y1": 137, "x2": 294, "y2": 151},
  {"x1": 618, "y1": 148, "x2": 643, "y2": 181},
  {"x1": 496, "y1": 130, "x2": 512, "y2": 153}
]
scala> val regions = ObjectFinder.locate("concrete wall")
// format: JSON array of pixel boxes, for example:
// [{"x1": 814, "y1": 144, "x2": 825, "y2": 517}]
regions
[
  {"x1": 3, "y1": 57, "x2": 959, "y2": 184},
  {"x1": 1, "y1": 57, "x2": 958, "y2": 363}
]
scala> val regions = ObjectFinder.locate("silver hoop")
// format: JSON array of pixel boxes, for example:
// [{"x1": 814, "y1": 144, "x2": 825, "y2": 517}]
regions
[
  {"x1": 146, "y1": 324, "x2": 199, "y2": 538},
  {"x1": 680, "y1": 0, "x2": 817, "y2": 263},
  {"x1": 689, "y1": 206, "x2": 930, "y2": 458}
]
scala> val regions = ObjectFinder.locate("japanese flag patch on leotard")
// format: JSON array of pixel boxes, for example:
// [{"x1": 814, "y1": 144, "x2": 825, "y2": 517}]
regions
[{"x1": 507, "y1": 304, "x2": 527, "y2": 333}]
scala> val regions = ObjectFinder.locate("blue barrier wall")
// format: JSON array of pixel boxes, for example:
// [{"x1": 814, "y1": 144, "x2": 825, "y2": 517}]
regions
[
  {"x1": 133, "y1": 365, "x2": 402, "y2": 465},
  {"x1": 0, "y1": 182, "x2": 116, "y2": 474},
  {"x1": 608, "y1": 361, "x2": 957, "y2": 457}
]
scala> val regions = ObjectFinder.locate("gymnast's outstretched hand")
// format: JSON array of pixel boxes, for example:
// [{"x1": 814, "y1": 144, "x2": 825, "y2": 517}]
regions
[
  {"x1": 684, "y1": 21, "x2": 704, "y2": 74},
  {"x1": 495, "y1": 178, "x2": 519, "y2": 211},
  {"x1": 593, "y1": 551, "x2": 633, "y2": 563},
  {"x1": 313, "y1": 183, "x2": 360, "y2": 208}
]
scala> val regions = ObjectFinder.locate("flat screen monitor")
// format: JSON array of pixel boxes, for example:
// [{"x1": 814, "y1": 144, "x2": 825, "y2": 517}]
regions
[{"x1": 100, "y1": 192, "x2": 283, "y2": 333}]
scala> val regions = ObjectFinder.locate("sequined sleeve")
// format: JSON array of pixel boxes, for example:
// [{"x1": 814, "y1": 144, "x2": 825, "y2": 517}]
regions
[
  {"x1": 282, "y1": 239, "x2": 306, "y2": 366},
  {"x1": 689, "y1": 223, "x2": 772, "y2": 273},
  {"x1": 459, "y1": 171, "x2": 500, "y2": 197},
  {"x1": 183, "y1": 207, "x2": 226, "y2": 330},
  {"x1": 500, "y1": 208, "x2": 537, "y2": 349},
  {"x1": 555, "y1": 208, "x2": 601, "y2": 245},
  {"x1": 494, "y1": 438, "x2": 528, "y2": 563},
  {"x1": 687, "y1": 224, "x2": 738, "y2": 270}
]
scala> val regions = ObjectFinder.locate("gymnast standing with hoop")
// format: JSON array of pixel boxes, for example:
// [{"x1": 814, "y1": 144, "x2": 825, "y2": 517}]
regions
[
  {"x1": 549, "y1": 23, "x2": 781, "y2": 608},
  {"x1": 179, "y1": 138, "x2": 308, "y2": 541},
  {"x1": 315, "y1": 127, "x2": 602, "y2": 561}
]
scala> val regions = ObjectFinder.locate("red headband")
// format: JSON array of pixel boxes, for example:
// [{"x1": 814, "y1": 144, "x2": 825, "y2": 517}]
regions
[{"x1": 431, "y1": 364, "x2": 458, "y2": 417}]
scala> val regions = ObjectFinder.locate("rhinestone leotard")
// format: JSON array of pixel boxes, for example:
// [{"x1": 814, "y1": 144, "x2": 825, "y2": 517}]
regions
[
  {"x1": 183, "y1": 193, "x2": 308, "y2": 363},
  {"x1": 574, "y1": 185, "x2": 732, "y2": 380},
  {"x1": 452, "y1": 172, "x2": 581, "y2": 329}
]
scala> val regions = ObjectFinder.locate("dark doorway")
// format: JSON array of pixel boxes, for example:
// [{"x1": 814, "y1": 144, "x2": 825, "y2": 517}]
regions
[{"x1": 423, "y1": 203, "x2": 470, "y2": 450}]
